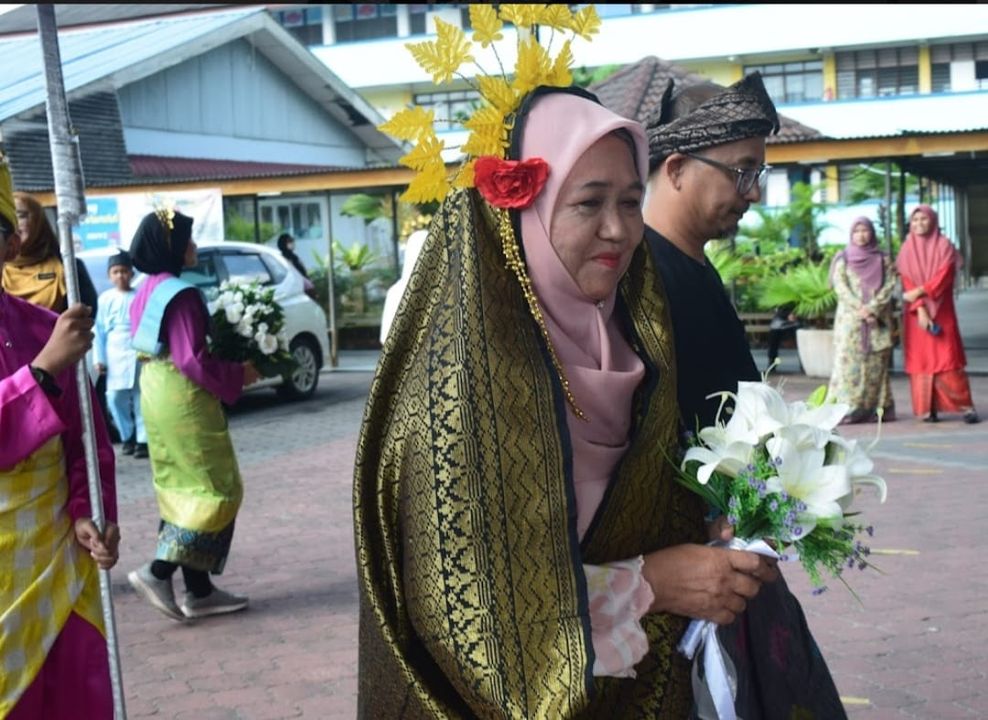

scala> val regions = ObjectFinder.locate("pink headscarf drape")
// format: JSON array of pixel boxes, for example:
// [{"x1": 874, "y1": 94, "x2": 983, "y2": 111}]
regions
[
  {"x1": 517, "y1": 91, "x2": 649, "y2": 539},
  {"x1": 830, "y1": 216, "x2": 885, "y2": 302},
  {"x1": 896, "y1": 204, "x2": 961, "y2": 318}
]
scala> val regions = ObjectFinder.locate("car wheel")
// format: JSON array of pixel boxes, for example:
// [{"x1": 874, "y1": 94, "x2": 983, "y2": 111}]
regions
[{"x1": 278, "y1": 337, "x2": 320, "y2": 399}]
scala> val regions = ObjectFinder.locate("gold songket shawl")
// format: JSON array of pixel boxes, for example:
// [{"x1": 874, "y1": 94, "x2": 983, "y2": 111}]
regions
[{"x1": 354, "y1": 189, "x2": 706, "y2": 718}]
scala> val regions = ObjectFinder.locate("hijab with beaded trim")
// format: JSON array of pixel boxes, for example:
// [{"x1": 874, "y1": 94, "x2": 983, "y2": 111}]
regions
[{"x1": 514, "y1": 87, "x2": 650, "y2": 537}]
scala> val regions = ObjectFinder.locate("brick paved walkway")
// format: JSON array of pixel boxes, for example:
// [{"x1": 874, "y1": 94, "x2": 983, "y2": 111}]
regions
[{"x1": 107, "y1": 366, "x2": 987, "y2": 718}]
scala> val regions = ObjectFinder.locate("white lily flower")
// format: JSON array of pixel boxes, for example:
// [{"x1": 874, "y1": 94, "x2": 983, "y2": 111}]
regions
[
  {"x1": 207, "y1": 301, "x2": 218, "y2": 315},
  {"x1": 827, "y1": 436, "x2": 888, "y2": 505},
  {"x1": 683, "y1": 422, "x2": 756, "y2": 485},
  {"x1": 777, "y1": 399, "x2": 849, "y2": 450},
  {"x1": 731, "y1": 382, "x2": 790, "y2": 440},
  {"x1": 258, "y1": 333, "x2": 278, "y2": 355},
  {"x1": 764, "y1": 437, "x2": 852, "y2": 538}
]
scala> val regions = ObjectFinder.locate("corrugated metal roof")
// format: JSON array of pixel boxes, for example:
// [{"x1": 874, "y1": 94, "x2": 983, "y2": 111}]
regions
[{"x1": 0, "y1": 6, "x2": 265, "y2": 121}]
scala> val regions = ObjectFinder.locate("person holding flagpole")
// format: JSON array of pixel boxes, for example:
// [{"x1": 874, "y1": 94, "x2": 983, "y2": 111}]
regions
[{"x1": 0, "y1": 153, "x2": 120, "y2": 719}]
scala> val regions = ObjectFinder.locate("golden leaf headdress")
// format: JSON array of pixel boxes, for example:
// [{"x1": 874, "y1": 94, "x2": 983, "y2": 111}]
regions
[
  {"x1": 380, "y1": 3, "x2": 601, "y2": 204},
  {"x1": 380, "y1": 4, "x2": 602, "y2": 421}
]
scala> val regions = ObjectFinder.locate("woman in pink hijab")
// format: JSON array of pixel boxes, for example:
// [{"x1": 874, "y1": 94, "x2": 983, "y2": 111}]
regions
[
  {"x1": 896, "y1": 204, "x2": 978, "y2": 423},
  {"x1": 355, "y1": 86, "x2": 778, "y2": 717},
  {"x1": 827, "y1": 217, "x2": 898, "y2": 423}
]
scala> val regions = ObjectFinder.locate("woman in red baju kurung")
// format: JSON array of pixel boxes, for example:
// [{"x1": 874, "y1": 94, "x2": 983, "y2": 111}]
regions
[{"x1": 896, "y1": 205, "x2": 979, "y2": 423}]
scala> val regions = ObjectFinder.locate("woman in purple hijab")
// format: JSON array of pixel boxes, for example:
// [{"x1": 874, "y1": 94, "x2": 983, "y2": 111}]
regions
[{"x1": 827, "y1": 216, "x2": 899, "y2": 423}]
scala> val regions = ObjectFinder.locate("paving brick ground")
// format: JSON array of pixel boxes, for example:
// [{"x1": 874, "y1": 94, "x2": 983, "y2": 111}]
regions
[{"x1": 106, "y1": 357, "x2": 987, "y2": 718}]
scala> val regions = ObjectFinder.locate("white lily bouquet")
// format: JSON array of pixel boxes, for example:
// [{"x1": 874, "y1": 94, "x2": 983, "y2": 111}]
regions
[
  {"x1": 673, "y1": 381, "x2": 888, "y2": 719},
  {"x1": 206, "y1": 280, "x2": 294, "y2": 378}
]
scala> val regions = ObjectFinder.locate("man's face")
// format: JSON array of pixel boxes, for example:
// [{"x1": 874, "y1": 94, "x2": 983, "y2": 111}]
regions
[{"x1": 680, "y1": 136, "x2": 767, "y2": 241}]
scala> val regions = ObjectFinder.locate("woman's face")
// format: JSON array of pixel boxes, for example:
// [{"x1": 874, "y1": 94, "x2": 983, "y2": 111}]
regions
[
  {"x1": 14, "y1": 197, "x2": 31, "y2": 239},
  {"x1": 851, "y1": 223, "x2": 873, "y2": 247},
  {"x1": 910, "y1": 211, "x2": 932, "y2": 237},
  {"x1": 183, "y1": 237, "x2": 198, "y2": 268},
  {"x1": 548, "y1": 133, "x2": 644, "y2": 302}
]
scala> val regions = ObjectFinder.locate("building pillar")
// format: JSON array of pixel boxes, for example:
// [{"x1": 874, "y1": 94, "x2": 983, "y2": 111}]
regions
[
  {"x1": 321, "y1": 4, "x2": 335, "y2": 45},
  {"x1": 397, "y1": 4, "x2": 410, "y2": 37},
  {"x1": 918, "y1": 44, "x2": 932, "y2": 93},
  {"x1": 822, "y1": 52, "x2": 837, "y2": 101},
  {"x1": 824, "y1": 164, "x2": 839, "y2": 203}
]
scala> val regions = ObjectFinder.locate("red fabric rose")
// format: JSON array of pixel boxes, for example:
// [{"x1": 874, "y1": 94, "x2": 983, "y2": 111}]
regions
[{"x1": 474, "y1": 156, "x2": 550, "y2": 210}]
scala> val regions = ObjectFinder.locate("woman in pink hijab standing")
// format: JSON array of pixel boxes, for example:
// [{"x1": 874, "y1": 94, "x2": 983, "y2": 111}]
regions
[
  {"x1": 828, "y1": 217, "x2": 898, "y2": 423},
  {"x1": 896, "y1": 204, "x2": 979, "y2": 423}
]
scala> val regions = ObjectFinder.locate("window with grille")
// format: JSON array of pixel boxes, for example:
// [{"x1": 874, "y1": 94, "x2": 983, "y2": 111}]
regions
[
  {"x1": 836, "y1": 47, "x2": 919, "y2": 99},
  {"x1": 927, "y1": 41, "x2": 988, "y2": 92},
  {"x1": 409, "y1": 4, "x2": 473, "y2": 36},
  {"x1": 273, "y1": 6, "x2": 325, "y2": 46},
  {"x1": 413, "y1": 89, "x2": 482, "y2": 130},
  {"x1": 744, "y1": 60, "x2": 823, "y2": 103},
  {"x1": 333, "y1": 4, "x2": 399, "y2": 42}
]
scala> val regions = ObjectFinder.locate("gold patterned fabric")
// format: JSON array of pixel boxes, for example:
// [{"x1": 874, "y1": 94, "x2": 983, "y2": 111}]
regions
[{"x1": 353, "y1": 188, "x2": 706, "y2": 718}]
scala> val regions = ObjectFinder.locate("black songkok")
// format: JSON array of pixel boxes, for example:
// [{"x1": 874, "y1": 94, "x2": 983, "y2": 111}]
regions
[
  {"x1": 645, "y1": 72, "x2": 780, "y2": 167},
  {"x1": 107, "y1": 249, "x2": 133, "y2": 271}
]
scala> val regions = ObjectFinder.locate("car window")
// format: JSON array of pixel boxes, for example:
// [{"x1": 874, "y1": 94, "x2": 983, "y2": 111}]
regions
[
  {"x1": 260, "y1": 253, "x2": 288, "y2": 285},
  {"x1": 223, "y1": 253, "x2": 273, "y2": 286},
  {"x1": 183, "y1": 252, "x2": 221, "y2": 289}
]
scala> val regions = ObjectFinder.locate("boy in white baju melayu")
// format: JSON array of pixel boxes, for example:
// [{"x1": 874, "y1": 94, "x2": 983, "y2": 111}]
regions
[{"x1": 94, "y1": 250, "x2": 146, "y2": 458}]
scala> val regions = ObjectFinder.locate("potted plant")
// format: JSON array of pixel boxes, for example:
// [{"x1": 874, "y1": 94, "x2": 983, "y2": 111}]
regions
[{"x1": 756, "y1": 259, "x2": 837, "y2": 378}]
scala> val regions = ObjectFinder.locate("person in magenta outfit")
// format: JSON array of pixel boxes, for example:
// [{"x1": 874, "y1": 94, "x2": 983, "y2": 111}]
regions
[
  {"x1": 125, "y1": 209, "x2": 260, "y2": 622},
  {"x1": 0, "y1": 154, "x2": 120, "y2": 719}
]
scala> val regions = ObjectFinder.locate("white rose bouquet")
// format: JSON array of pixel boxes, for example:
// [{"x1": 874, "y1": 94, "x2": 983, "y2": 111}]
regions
[
  {"x1": 671, "y1": 381, "x2": 888, "y2": 719},
  {"x1": 206, "y1": 280, "x2": 294, "y2": 378}
]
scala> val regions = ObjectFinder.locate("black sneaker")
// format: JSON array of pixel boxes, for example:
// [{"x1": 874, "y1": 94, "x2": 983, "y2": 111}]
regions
[
  {"x1": 134, "y1": 443, "x2": 149, "y2": 458},
  {"x1": 964, "y1": 410, "x2": 980, "y2": 425},
  {"x1": 121, "y1": 441, "x2": 136, "y2": 455}
]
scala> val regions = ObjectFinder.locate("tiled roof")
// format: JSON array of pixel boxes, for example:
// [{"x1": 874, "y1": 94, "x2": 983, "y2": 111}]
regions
[
  {"x1": 590, "y1": 56, "x2": 826, "y2": 144},
  {"x1": 129, "y1": 155, "x2": 346, "y2": 183},
  {"x1": 5, "y1": 90, "x2": 134, "y2": 191}
]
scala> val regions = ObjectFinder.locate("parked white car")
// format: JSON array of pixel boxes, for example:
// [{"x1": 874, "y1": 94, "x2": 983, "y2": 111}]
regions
[{"x1": 78, "y1": 241, "x2": 329, "y2": 399}]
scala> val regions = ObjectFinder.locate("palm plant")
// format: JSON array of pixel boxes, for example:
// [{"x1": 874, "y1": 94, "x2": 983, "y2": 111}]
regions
[{"x1": 757, "y1": 260, "x2": 836, "y2": 327}]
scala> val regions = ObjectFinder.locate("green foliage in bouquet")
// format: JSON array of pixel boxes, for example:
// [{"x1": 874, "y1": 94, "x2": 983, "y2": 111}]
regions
[{"x1": 206, "y1": 281, "x2": 295, "y2": 379}]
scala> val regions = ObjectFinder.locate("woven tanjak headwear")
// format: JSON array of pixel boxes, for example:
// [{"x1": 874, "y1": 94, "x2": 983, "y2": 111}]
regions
[{"x1": 645, "y1": 71, "x2": 780, "y2": 165}]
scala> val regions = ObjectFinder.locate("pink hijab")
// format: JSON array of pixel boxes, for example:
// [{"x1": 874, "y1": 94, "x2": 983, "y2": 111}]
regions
[
  {"x1": 830, "y1": 216, "x2": 885, "y2": 302},
  {"x1": 517, "y1": 91, "x2": 649, "y2": 539},
  {"x1": 896, "y1": 204, "x2": 961, "y2": 317}
]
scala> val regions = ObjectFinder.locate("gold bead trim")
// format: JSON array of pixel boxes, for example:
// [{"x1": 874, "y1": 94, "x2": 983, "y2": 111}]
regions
[{"x1": 494, "y1": 207, "x2": 588, "y2": 422}]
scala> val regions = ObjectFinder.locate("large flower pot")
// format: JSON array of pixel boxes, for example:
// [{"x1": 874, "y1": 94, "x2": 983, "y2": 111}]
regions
[{"x1": 796, "y1": 328, "x2": 835, "y2": 378}]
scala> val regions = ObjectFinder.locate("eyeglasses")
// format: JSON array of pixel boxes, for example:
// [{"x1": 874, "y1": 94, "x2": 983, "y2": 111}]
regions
[{"x1": 683, "y1": 152, "x2": 771, "y2": 195}]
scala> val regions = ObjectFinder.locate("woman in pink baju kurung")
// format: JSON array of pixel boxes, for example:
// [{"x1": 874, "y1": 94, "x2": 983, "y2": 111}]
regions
[{"x1": 0, "y1": 293, "x2": 118, "y2": 719}]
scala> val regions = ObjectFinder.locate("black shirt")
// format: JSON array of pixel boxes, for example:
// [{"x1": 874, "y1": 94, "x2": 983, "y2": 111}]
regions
[{"x1": 645, "y1": 226, "x2": 759, "y2": 431}]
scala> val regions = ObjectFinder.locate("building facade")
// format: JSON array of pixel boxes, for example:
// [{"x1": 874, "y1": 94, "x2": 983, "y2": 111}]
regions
[{"x1": 276, "y1": 2, "x2": 988, "y2": 281}]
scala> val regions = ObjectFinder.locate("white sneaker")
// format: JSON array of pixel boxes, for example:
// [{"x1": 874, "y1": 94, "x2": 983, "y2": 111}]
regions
[
  {"x1": 180, "y1": 587, "x2": 249, "y2": 618},
  {"x1": 127, "y1": 564, "x2": 186, "y2": 622}
]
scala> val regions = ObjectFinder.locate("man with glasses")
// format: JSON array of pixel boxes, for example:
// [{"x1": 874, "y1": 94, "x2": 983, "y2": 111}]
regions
[
  {"x1": 640, "y1": 75, "x2": 847, "y2": 719},
  {"x1": 642, "y1": 72, "x2": 777, "y2": 430}
]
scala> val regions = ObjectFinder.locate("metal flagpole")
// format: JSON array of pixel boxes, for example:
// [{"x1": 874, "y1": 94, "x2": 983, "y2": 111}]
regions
[{"x1": 35, "y1": 5, "x2": 127, "y2": 718}]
